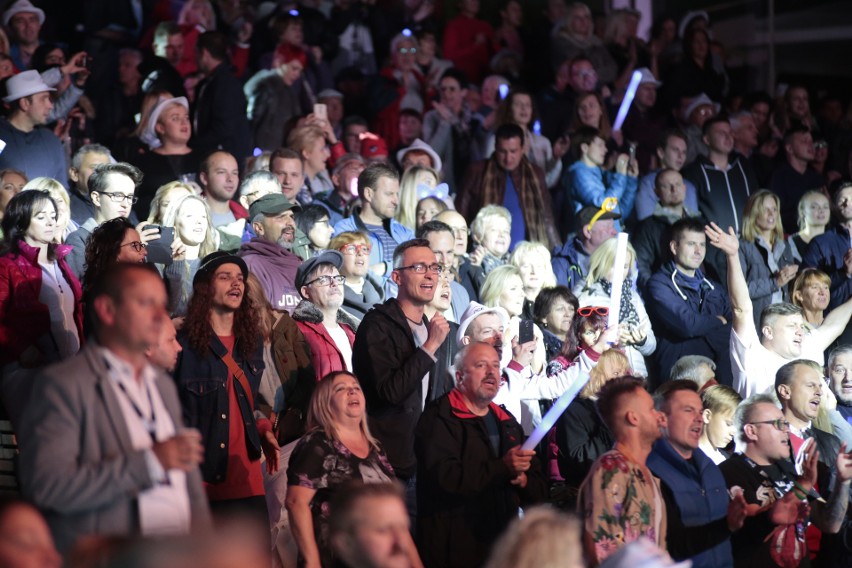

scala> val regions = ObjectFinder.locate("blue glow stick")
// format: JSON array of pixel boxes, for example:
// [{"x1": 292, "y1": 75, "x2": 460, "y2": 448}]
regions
[
  {"x1": 612, "y1": 70, "x2": 643, "y2": 132},
  {"x1": 521, "y1": 372, "x2": 591, "y2": 451}
]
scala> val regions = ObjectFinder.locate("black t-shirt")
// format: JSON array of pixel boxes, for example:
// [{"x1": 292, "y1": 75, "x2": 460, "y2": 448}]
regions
[{"x1": 719, "y1": 453, "x2": 809, "y2": 568}]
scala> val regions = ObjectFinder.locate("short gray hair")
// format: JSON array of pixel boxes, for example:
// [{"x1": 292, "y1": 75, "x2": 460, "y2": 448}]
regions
[
  {"x1": 827, "y1": 345, "x2": 852, "y2": 371},
  {"x1": 734, "y1": 393, "x2": 778, "y2": 445},
  {"x1": 239, "y1": 170, "x2": 279, "y2": 197},
  {"x1": 670, "y1": 355, "x2": 716, "y2": 383},
  {"x1": 72, "y1": 144, "x2": 112, "y2": 171}
]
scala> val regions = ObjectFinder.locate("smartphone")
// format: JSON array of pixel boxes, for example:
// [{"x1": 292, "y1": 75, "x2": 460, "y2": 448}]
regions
[
  {"x1": 519, "y1": 319, "x2": 535, "y2": 344},
  {"x1": 313, "y1": 103, "x2": 327, "y2": 121},
  {"x1": 143, "y1": 226, "x2": 175, "y2": 266}
]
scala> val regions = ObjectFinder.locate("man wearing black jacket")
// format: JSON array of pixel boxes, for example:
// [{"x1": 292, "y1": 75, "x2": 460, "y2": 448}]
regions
[{"x1": 352, "y1": 239, "x2": 451, "y2": 516}]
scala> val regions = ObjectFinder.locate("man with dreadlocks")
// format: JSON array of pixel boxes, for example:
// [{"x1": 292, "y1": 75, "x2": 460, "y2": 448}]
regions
[
  {"x1": 173, "y1": 251, "x2": 280, "y2": 521},
  {"x1": 457, "y1": 123, "x2": 561, "y2": 250}
]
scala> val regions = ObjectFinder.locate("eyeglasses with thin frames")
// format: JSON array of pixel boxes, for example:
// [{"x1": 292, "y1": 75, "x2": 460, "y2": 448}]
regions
[
  {"x1": 97, "y1": 192, "x2": 139, "y2": 204},
  {"x1": 120, "y1": 241, "x2": 147, "y2": 252},
  {"x1": 304, "y1": 275, "x2": 345, "y2": 287},
  {"x1": 339, "y1": 244, "x2": 372, "y2": 256},
  {"x1": 748, "y1": 419, "x2": 790, "y2": 432},
  {"x1": 394, "y1": 263, "x2": 443, "y2": 275}
]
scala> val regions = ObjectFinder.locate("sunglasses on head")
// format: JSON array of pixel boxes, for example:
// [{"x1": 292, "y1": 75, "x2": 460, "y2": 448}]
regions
[{"x1": 577, "y1": 306, "x2": 609, "y2": 317}]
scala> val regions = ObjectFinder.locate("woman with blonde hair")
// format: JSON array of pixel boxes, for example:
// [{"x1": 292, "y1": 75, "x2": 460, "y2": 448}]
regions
[
  {"x1": 396, "y1": 165, "x2": 441, "y2": 230},
  {"x1": 160, "y1": 194, "x2": 219, "y2": 316},
  {"x1": 286, "y1": 371, "x2": 395, "y2": 568},
  {"x1": 739, "y1": 189, "x2": 797, "y2": 328},
  {"x1": 288, "y1": 125, "x2": 333, "y2": 197},
  {"x1": 22, "y1": 177, "x2": 76, "y2": 242},
  {"x1": 481, "y1": 264, "x2": 546, "y2": 375},
  {"x1": 484, "y1": 506, "x2": 583, "y2": 568},
  {"x1": 788, "y1": 190, "x2": 830, "y2": 261},
  {"x1": 574, "y1": 237, "x2": 655, "y2": 377},
  {"x1": 510, "y1": 240, "x2": 557, "y2": 318},
  {"x1": 551, "y1": 2, "x2": 617, "y2": 84},
  {"x1": 698, "y1": 384, "x2": 741, "y2": 464},
  {"x1": 146, "y1": 181, "x2": 194, "y2": 224},
  {"x1": 554, "y1": 348, "x2": 630, "y2": 507}
]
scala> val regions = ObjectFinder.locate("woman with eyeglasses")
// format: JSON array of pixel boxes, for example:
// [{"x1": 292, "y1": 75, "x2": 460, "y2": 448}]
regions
[
  {"x1": 788, "y1": 190, "x2": 830, "y2": 262},
  {"x1": 0, "y1": 191, "x2": 83, "y2": 374},
  {"x1": 329, "y1": 231, "x2": 385, "y2": 321},
  {"x1": 574, "y1": 237, "x2": 656, "y2": 377},
  {"x1": 160, "y1": 194, "x2": 219, "y2": 317}
]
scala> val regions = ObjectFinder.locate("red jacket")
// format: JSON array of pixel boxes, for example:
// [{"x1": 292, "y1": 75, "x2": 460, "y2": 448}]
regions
[
  {"x1": 292, "y1": 300, "x2": 357, "y2": 382},
  {"x1": 0, "y1": 241, "x2": 84, "y2": 365},
  {"x1": 369, "y1": 66, "x2": 433, "y2": 150}
]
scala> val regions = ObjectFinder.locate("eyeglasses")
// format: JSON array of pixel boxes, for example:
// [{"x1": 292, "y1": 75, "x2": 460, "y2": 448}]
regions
[
  {"x1": 450, "y1": 227, "x2": 469, "y2": 237},
  {"x1": 577, "y1": 306, "x2": 609, "y2": 317},
  {"x1": 395, "y1": 263, "x2": 443, "y2": 274},
  {"x1": 120, "y1": 241, "x2": 147, "y2": 252},
  {"x1": 339, "y1": 243, "x2": 372, "y2": 256},
  {"x1": 97, "y1": 192, "x2": 138, "y2": 204},
  {"x1": 398, "y1": 47, "x2": 417, "y2": 54},
  {"x1": 748, "y1": 419, "x2": 790, "y2": 432},
  {"x1": 304, "y1": 274, "x2": 345, "y2": 287},
  {"x1": 814, "y1": 141, "x2": 828, "y2": 149}
]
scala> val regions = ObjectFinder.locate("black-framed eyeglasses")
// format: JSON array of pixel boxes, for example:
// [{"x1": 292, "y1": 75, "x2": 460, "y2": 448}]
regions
[
  {"x1": 578, "y1": 306, "x2": 608, "y2": 317},
  {"x1": 97, "y1": 191, "x2": 138, "y2": 204},
  {"x1": 304, "y1": 274, "x2": 345, "y2": 287},
  {"x1": 748, "y1": 419, "x2": 790, "y2": 432},
  {"x1": 120, "y1": 241, "x2": 147, "y2": 252},
  {"x1": 395, "y1": 263, "x2": 443, "y2": 275}
]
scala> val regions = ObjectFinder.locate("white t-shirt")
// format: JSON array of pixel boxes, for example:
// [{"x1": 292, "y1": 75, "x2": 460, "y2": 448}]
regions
[{"x1": 325, "y1": 323, "x2": 353, "y2": 372}]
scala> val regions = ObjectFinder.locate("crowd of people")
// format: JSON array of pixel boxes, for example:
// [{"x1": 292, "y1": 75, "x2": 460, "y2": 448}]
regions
[{"x1": 2, "y1": 0, "x2": 852, "y2": 567}]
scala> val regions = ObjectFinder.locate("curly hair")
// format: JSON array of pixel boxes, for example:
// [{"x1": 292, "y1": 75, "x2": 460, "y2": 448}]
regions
[
  {"x1": 82, "y1": 217, "x2": 135, "y2": 296},
  {"x1": 559, "y1": 308, "x2": 608, "y2": 361},
  {"x1": 183, "y1": 271, "x2": 261, "y2": 359}
]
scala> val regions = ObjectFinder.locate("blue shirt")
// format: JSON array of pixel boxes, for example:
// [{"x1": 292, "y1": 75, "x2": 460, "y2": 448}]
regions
[{"x1": 503, "y1": 173, "x2": 525, "y2": 247}]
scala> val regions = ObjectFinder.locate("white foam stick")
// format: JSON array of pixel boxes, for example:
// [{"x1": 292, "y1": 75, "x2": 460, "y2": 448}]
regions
[
  {"x1": 612, "y1": 70, "x2": 643, "y2": 132},
  {"x1": 608, "y1": 232, "x2": 629, "y2": 333},
  {"x1": 521, "y1": 372, "x2": 591, "y2": 451}
]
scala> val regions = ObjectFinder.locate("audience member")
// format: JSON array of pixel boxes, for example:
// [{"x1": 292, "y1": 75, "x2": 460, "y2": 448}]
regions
[
  {"x1": 334, "y1": 163, "x2": 414, "y2": 280},
  {"x1": 174, "y1": 252, "x2": 279, "y2": 520},
  {"x1": 483, "y1": 506, "x2": 583, "y2": 568},
  {"x1": 458, "y1": 123, "x2": 560, "y2": 250},
  {"x1": 532, "y1": 285, "x2": 578, "y2": 360},
  {"x1": 316, "y1": 153, "x2": 366, "y2": 226},
  {"x1": 18, "y1": 263, "x2": 211, "y2": 553},
  {"x1": 67, "y1": 144, "x2": 113, "y2": 226},
  {"x1": 286, "y1": 372, "x2": 395, "y2": 568},
  {"x1": 770, "y1": 125, "x2": 827, "y2": 233},
  {"x1": 0, "y1": 71, "x2": 67, "y2": 185},
  {"x1": 416, "y1": 219, "x2": 471, "y2": 323},
  {"x1": 330, "y1": 231, "x2": 386, "y2": 321},
  {"x1": 414, "y1": 341, "x2": 547, "y2": 567},
  {"x1": 802, "y1": 182, "x2": 852, "y2": 309},
  {"x1": 238, "y1": 193, "x2": 303, "y2": 313},
  {"x1": 634, "y1": 129, "x2": 699, "y2": 222},
  {"x1": 579, "y1": 377, "x2": 667, "y2": 564},
  {"x1": 788, "y1": 190, "x2": 830, "y2": 262},
  {"x1": 509, "y1": 240, "x2": 557, "y2": 318},
  {"x1": 698, "y1": 384, "x2": 742, "y2": 464},
  {"x1": 552, "y1": 205, "x2": 619, "y2": 289},
  {"x1": 292, "y1": 252, "x2": 358, "y2": 382},
  {"x1": 199, "y1": 150, "x2": 245, "y2": 229},
  {"x1": 647, "y1": 380, "x2": 746, "y2": 567}
]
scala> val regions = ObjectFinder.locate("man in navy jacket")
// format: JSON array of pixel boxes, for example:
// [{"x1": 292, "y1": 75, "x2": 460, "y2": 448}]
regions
[
  {"x1": 645, "y1": 217, "x2": 733, "y2": 387},
  {"x1": 648, "y1": 380, "x2": 746, "y2": 568}
]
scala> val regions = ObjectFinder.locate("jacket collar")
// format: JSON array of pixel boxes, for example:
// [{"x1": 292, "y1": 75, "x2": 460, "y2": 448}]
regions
[
  {"x1": 15, "y1": 239, "x2": 71, "y2": 265},
  {"x1": 448, "y1": 388, "x2": 512, "y2": 422},
  {"x1": 293, "y1": 298, "x2": 360, "y2": 331}
]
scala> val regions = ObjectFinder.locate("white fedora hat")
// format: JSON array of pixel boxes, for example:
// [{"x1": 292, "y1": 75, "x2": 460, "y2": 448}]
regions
[
  {"x1": 3, "y1": 0, "x2": 45, "y2": 27},
  {"x1": 396, "y1": 138, "x2": 442, "y2": 173},
  {"x1": 3, "y1": 70, "x2": 55, "y2": 103}
]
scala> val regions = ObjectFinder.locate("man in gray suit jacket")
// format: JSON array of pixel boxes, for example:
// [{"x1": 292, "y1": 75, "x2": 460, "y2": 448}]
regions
[{"x1": 17, "y1": 263, "x2": 211, "y2": 554}]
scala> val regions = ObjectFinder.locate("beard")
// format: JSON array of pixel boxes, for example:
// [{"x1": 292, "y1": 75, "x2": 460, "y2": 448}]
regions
[{"x1": 276, "y1": 232, "x2": 294, "y2": 250}]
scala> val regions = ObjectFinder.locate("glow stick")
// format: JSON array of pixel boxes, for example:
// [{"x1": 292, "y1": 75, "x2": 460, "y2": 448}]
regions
[
  {"x1": 521, "y1": 372, "x2": 591, "y2": 451},
  {"x1": 608, "y1": 233, "x2": 629, "y2": 333},
  {"x1": 612, "y1": 70, "x2": 643, "y2": 132}
]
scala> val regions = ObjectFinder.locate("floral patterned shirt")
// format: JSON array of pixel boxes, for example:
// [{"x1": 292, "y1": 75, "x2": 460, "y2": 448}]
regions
[
  {"x1": 287, "y1": 429, "x2": 395, "y2": 567},
  {"x1": 578, "y1": 448, "x2": 666, "y2": 565}
]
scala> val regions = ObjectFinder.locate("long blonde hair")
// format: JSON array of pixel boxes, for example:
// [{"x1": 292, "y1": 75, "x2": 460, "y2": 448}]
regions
[
  {"x1": 581, "y1": 348, "x2": 631, "y2": 399},
  {"x1": 162, "y1": 194, "x2": 219, "y2": 257},
  {"x1": 510, "y1": 241, "x2": 558, "y2": 289},
  {"x1": 583, "y1": 237, "x2": 635, "y2": 288},
  {"x1": 742, "y1": 189, "x2": 784, "y2": 246},
  {"x1": 396, "y1": 165, "x2": 440, "y2": 230},
  {"x1": 307, "y1": 371, "x2": 380, "y2": 451}
]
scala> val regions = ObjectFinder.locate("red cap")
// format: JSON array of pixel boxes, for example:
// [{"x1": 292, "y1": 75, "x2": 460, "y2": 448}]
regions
[{"x1": 360, "y1": 134, "x2": 388, "y2": 159}]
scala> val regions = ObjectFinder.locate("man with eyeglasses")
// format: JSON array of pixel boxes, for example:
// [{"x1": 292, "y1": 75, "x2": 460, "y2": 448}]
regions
[
  {"x1": 353, "y1": 238, "x2": 452, "y2": 521},
  {"x1": 65, "y1": 162, "x2": 146, "y2": 279},
  {"x1": 720, "y1": 392, "x2": 852, "y2": 567},
  {"x1": 292, "y1": 251, "x2": 358, "y2": 382},
  {"x1": 238, "y1": 193, "x2": 303, "y2": 314}
]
